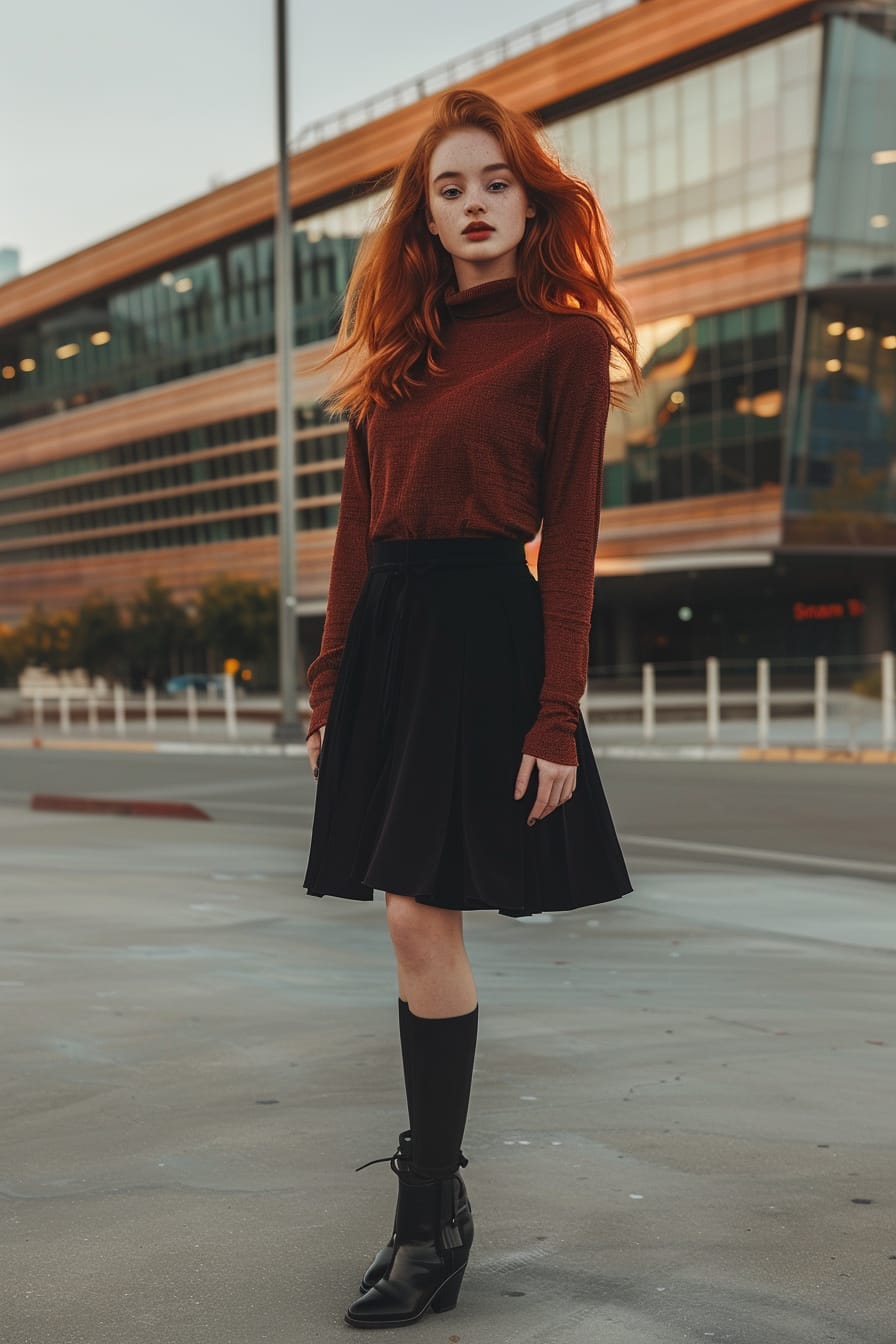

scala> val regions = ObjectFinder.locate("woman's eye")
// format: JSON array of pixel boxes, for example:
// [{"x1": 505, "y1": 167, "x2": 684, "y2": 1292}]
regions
[{"x1": 441, "y1": 181, "x2": 509, "y2": 198}]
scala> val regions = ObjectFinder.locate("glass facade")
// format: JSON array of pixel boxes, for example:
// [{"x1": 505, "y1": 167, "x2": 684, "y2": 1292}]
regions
[
  {"x1": 785, "y1": 11, "x2": 896, "y2": 547},
  {"x1": 603, "y1": 297, "x2": 794, "y2": 506},
  {"x1": 0, "y1": 406, "x2": 346, "y2": 567},
  {"x1": 806, "y1": 14, "x2": 896, "y2": 287},
  {"x1": 0, "y1": 192, "x2": 386, "y2": 430},
  {"x1": 785, "y1": 297, "x2": 896, "y2": 544},
  {"x1": 0, "y1": 29, "x2": 824, "y2": 431},
  {"x1": 3, "y1": 10, "x2": 891, "y2": 585},
  {"x1": 550, "y1": 27, "x2": 822, "y2": 267}
]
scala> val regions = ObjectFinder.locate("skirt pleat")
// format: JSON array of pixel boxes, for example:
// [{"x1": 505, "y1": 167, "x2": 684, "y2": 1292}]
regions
[{"x1": 302, "y1": 536, "x2": 633, "y2": 917}]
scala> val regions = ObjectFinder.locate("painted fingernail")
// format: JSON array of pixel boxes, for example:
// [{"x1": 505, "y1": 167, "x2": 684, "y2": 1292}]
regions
[
  {"x1": 313, "y1": 767, "x2": 319, "y2": 778},
  {"x1": 527, "y1": 818, "x2": 536, "y2": 826}
]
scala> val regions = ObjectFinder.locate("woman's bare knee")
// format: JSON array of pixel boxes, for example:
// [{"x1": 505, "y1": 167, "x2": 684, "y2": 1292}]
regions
[{"x1": 385, "y1": 891, "x2": 464, "y2": 970}]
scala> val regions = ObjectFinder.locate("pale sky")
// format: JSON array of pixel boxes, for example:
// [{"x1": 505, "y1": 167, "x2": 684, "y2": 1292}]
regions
[{"x1": 3, "y1": 0, "x2": 574, "y2": 276}]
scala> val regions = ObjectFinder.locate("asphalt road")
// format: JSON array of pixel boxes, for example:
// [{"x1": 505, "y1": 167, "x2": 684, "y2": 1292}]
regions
[
  {"x1": 0, "y1": 754, "x2": 893, "y2": 1342},
  {"x1": 2, "y1": 747, "x2": 895, "y2": 878}
]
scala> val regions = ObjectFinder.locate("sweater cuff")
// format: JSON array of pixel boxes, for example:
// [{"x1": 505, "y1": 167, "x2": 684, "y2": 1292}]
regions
[
  {"x1": 306, "y1": 667, "x2": 336, "y2": 741},
  {"x1": 521, "y1": 717, "x2": 579, "y2": 768},
  {"x1": 306, "y1": 702, "x2": 329, "y2": 741}
]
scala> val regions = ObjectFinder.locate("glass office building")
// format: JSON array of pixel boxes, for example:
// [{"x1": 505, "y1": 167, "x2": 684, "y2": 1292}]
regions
[{"x1": 1, "y1": 0, "x2": 894, "y2": 668}]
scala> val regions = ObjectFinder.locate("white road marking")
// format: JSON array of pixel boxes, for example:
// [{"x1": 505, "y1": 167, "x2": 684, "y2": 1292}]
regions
[{"x1": 620, "y1": 832, "x2": 896, "y2": 878}]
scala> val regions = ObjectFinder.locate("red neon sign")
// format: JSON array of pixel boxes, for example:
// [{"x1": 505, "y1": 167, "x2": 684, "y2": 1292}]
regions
[{"x1": 792, "y1": 598, "x2": 865, "y2": 622}]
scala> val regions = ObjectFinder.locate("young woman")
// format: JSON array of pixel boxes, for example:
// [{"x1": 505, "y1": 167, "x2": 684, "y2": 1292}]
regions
[{"x1": 302, "y1": 88, "x2": 641, "y2": 1329}]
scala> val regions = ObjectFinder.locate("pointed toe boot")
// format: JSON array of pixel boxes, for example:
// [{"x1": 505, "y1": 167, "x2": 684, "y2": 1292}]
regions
[
  {"x1": 345, "y1": 1154, "x2": 473, "y2": 1329},
  {"x1": 356, "y1": 1133, "x2": 470, "y2": 1296}
]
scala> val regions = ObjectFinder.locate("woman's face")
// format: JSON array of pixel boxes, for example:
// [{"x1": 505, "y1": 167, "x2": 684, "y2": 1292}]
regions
[{"x1": 425, "y1": 127, "x2": 535, "y2": 291}]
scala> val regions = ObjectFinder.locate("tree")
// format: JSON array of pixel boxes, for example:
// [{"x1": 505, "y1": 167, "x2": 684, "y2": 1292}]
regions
[
  {"x1": 70, "y1": 593, "x2": 126, "y2": 682},
  {"x1": 7, "y1": 605, "x2": 77, "y2": 674},
  {"x1": 196, "y1": 576, "x2": 278, "y2": 680},
  {"x1": 127, "y1": 578, "x2": 192, "y2": 688}
]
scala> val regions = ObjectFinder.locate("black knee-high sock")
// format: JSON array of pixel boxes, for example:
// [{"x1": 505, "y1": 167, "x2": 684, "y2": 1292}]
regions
[
  {"x1": 397, "y1": 997, "x2": 414, "y2": 1131},
  {"x1": 404, "y1": 1002, "x2": 478, "y2": 1180}
]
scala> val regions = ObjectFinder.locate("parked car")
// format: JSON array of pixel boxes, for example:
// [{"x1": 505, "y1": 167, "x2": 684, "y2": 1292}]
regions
[{"x1": 163, "y1": 673, "x2": 227, "y2": 697}]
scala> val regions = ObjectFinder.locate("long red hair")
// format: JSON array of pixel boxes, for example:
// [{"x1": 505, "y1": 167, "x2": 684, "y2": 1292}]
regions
[{"x1": 310, "y1": 87, "x2": 641, "y2": 422}]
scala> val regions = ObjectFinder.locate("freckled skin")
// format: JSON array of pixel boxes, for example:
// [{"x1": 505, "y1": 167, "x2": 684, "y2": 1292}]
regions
[{"x1": 424, "y1": 127, "x2": 536, "y2": 293}]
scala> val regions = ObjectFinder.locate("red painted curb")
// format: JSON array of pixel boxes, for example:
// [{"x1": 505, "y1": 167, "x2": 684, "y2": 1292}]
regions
[{"x1": 30, "y1": 794, "x2": 212, "y2": 821}]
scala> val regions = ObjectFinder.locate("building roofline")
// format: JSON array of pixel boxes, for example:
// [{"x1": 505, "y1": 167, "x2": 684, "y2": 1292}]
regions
[{"x1": 0, "y1": 0, "x2": 816, "y2": 329}]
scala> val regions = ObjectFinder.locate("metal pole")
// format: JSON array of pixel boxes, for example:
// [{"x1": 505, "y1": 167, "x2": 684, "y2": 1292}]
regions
[
  {"x1": 882, "y1": 650, "x2": 895, "y2": 749},
  {"x1": 705, "y1": 655, "x2": 720, "y2": 746},
  {"x1": 114, "y1": 683, "x2": 126, "y2": 738},
  {"x1": 273, "y1": 0, "x2": 301, "y2": 743},
  {"x1": 186, "y1": 683, "x2": 199, "y2": 736},
  {"x1": 642, "y1": 663, "x2": 655, "y2": 742},
  {"x1": 814, "y1": 655, "x2": 827, "y2": 747},
  {"x1": 224, "y1": 671, "x2": 239, "y2": 740},
  {"x1": 757, "y1": 658, "x2": 770, "y2": 750}
]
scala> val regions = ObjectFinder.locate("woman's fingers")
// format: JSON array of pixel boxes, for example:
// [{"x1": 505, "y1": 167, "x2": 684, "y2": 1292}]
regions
[
  {"x1": 526, "y1": 760, "x2": 576, "y2": 824},
  {"x1": 308, "y1": 725, "x2": 325, "y2": 777},
  {"x1": 514, "y1": 754, "x2": 535, "y2": 800}
]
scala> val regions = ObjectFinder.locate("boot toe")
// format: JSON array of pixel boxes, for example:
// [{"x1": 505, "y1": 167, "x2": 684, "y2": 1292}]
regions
[{"x1": 359, "y1": 1239, "x2": 394, "y2": 1294}]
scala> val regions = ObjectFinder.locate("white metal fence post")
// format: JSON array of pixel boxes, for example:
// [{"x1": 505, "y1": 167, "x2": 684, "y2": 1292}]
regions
[
  {"x1": 33, "y1": 693, "x2": 43, "y2": 733},
  {"x1": 186, "y1": 684, "x2": 198, "y2": 735},
  {"x1": 87, "y1": 689, "x2": 98, "y2": 735},
  {"x1": 706, "y1": 656, "x2": 720, "y2": 745},
  {"x1": 224, "y1": 673, "x2": 238, "y2": 740},
  {"x1": 882, "y1": 650, "x2": 895, "y2": 749},
  {"x1": 814, "y1": 656, "x2": 827, "y2": 747},
  {"x1": 642, "y1": 663, "x2": 655, "y2": 741},
  {"x1": 59, "y1": 688, "x2": 70, "y2": 736},
  {"x1": 114, "y1": 684, "x2": 126, "y2": 738},
  {"x1": 757, "y1": 658, "x2": 770, "y2": 749},
  {"x1": 145, "y1": 684, "x2": 156, "y2": 735}
]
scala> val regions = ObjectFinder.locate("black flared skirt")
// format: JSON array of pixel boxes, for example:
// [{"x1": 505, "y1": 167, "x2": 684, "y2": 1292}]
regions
[{"x1": 303, "y1": 536, "x2": 633, "y2": 918}]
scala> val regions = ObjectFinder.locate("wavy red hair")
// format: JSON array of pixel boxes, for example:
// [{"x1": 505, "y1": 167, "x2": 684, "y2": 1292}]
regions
[{"x1": 309, "y1": 87, "x2": 641, "y2": 422}]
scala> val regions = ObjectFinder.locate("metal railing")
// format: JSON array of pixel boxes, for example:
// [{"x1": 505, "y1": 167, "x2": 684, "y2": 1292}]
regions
[
  {"x1": 290, "y1": 0, "x2": 637, "y2": 151},
  {"x1": 578, "y1": 651, "x2": 896, "y2": 752},
  {"x1": 15, "y1": 651, "x2": 896, "y2": 754}
]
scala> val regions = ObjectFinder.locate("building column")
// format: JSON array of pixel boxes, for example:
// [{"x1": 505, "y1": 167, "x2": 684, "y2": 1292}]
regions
[
  {"x1": 862, "y1": 570, "x2": 893, "y2": 657},
  {"x1": 612, "y1": 603, "x2": 638, "y2": 673}
]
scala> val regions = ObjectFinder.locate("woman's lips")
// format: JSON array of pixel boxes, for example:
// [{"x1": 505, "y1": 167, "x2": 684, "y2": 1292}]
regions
[{"x1": 463, "y1": 226, "x2": 494, "y2": 238}]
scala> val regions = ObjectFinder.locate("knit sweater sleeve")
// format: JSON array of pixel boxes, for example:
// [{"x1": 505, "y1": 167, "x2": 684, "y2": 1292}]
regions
[
  {"x1": 520, "y1": 316, "x2": 611, "y2": 769},
  {"x1": 304, "y1": 415, "x2": 371, "y2": 740}
]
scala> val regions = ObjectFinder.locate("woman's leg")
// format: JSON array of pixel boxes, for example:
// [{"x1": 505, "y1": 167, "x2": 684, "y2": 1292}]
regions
[
  {"x1": 386, "y1": 893, "x2": 478, "y2": 1179},
  {"x1": 347, "y1": 894, "x2": 477, "y2": 1324},
  {"x1": 388, "y1": 892, "x2": 477, "y2": 1018}
]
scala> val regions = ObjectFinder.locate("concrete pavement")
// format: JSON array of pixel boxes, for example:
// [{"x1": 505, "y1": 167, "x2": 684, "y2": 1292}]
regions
[{"x1": 0, "y1": 803, "x2": 893, "y2": 1343}]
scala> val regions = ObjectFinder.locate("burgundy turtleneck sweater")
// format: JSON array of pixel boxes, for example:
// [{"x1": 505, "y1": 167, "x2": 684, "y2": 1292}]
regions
[{"x1": 304, "y1": 274, "x2": 612, "y2": 768}]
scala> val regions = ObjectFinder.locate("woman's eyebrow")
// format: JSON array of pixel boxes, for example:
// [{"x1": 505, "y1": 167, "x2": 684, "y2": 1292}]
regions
[{"x1": 432, "y1": 162, "x2": 513, "y2": 184}]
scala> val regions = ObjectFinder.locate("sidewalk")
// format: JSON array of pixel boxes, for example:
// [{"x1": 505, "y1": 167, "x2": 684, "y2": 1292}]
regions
[
  {"x1": 0, "y1": 805, "x2": 892, "y2": 1343},
  {"x1": 2, "y1": 715, "x2": 895, "y2": 765}
]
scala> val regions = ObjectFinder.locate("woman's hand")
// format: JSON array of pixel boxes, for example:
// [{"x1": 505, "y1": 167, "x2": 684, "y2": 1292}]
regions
[
  {"x1": 308, "y1": 723, "x2": 326, "y2": 777},
  {"x1": 514, "y1": 753, "x2": 576, "y2": 824}
]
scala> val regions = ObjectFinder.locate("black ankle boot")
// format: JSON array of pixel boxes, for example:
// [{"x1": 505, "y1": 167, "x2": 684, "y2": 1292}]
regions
[
  {"x1": 345, "y1": 1152, "x2": 474, "y2": 1328},
  {"x1": 356, "y1": 1130, "x2": 411, "y2": 1294},
  {"x1": 357, "y1": 1133, "x2": 471, "y2": 1295}
]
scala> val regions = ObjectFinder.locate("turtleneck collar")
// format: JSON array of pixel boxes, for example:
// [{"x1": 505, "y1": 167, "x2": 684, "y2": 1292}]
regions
[{"x1": 444, "y1": 275, "x2": 522, "y2": 319}]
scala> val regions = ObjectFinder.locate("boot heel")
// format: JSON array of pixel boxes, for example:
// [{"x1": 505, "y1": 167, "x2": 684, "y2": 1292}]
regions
[{"x1": 430, "y1": 1260, "x2": 467, "y2": 1314}]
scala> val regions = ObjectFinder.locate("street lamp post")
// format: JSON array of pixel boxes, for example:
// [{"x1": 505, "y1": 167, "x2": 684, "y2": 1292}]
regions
[{"x1": 273, "y1": 0, "x2": 301, "y2": 743}]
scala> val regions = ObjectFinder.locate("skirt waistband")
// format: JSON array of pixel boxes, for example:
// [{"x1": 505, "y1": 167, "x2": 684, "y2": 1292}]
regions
[{"x1": 370, "y1": 536, "x2": 528, "y2": 570}]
